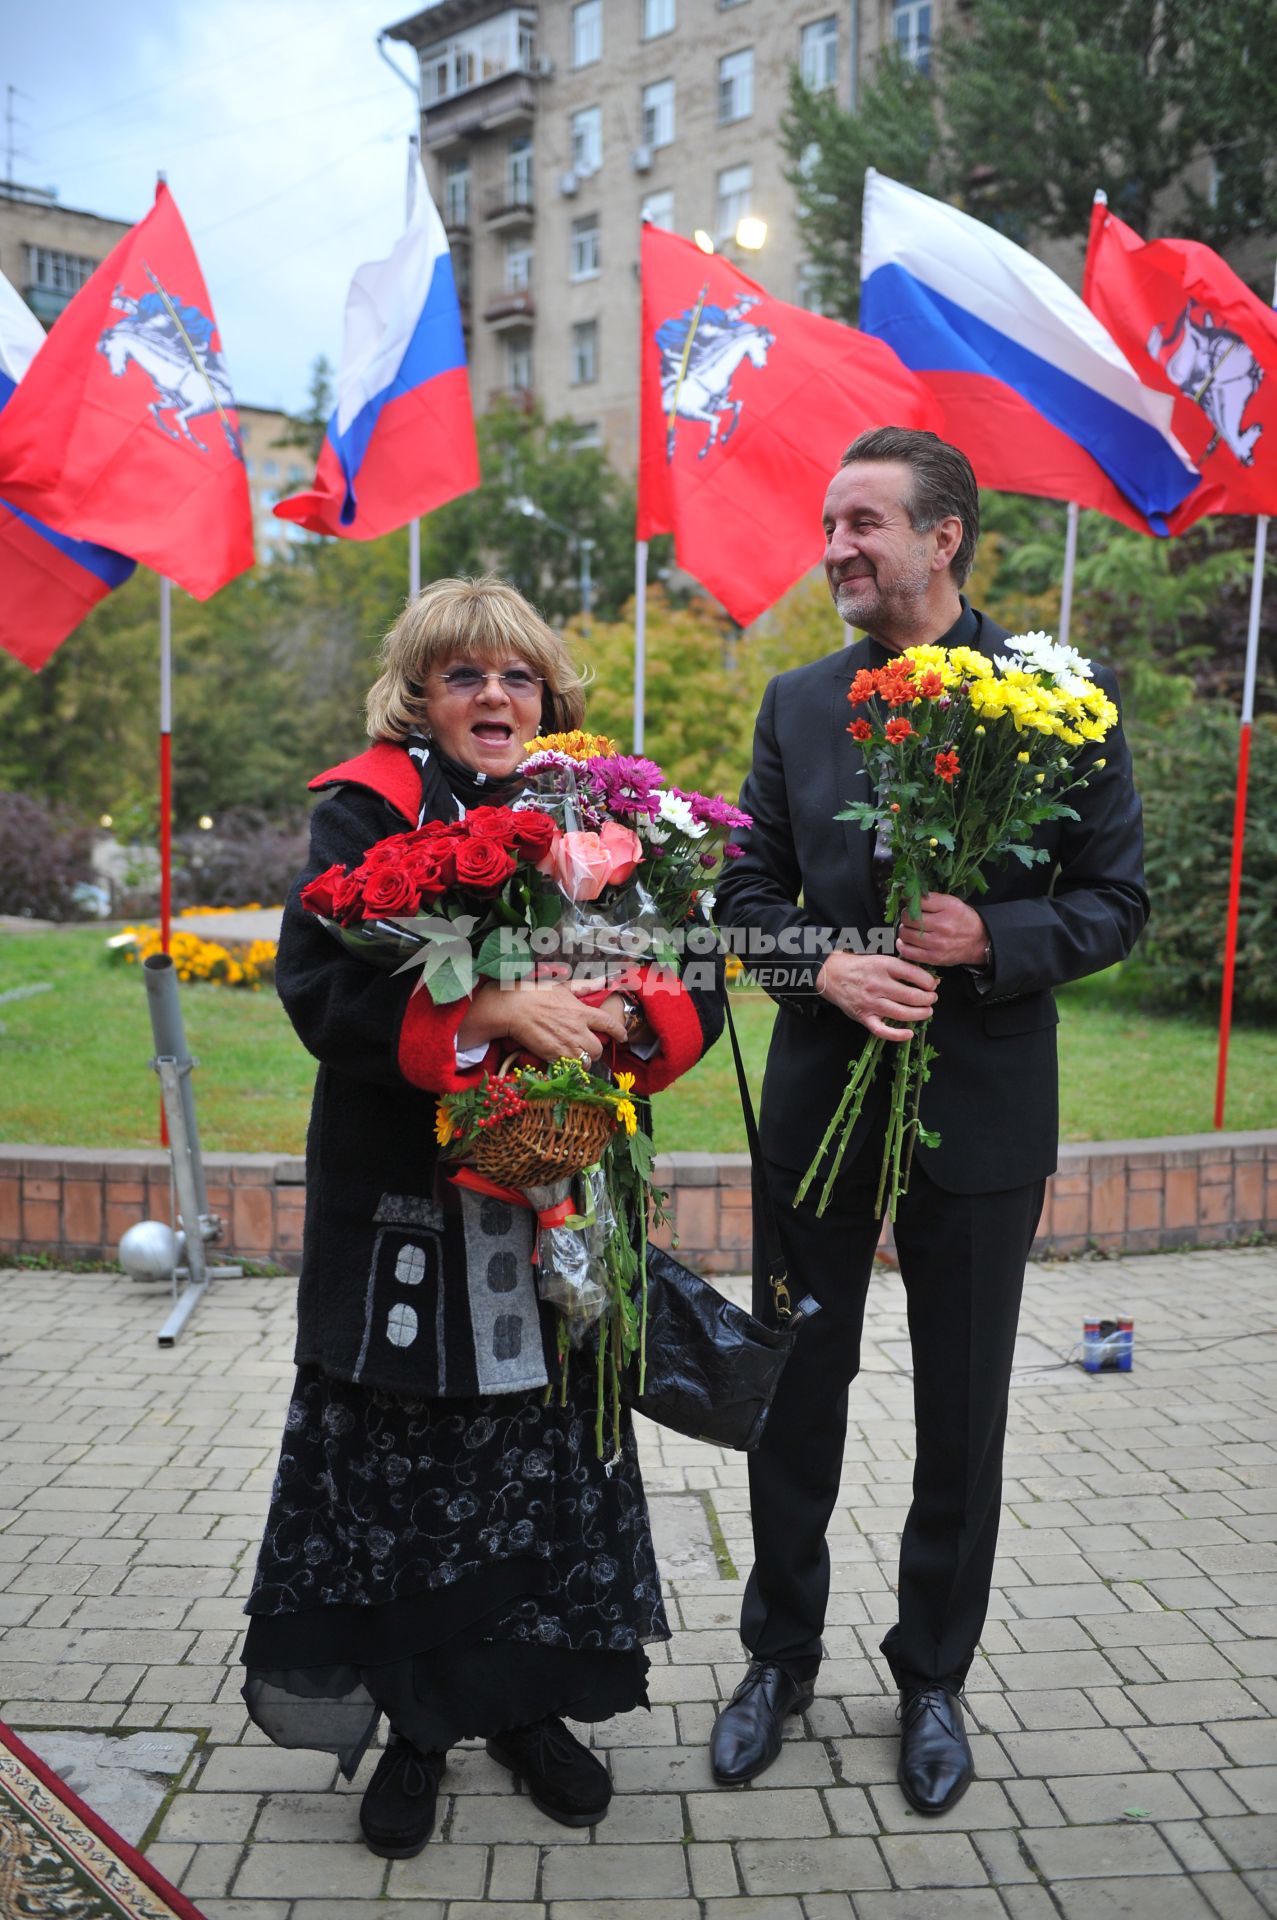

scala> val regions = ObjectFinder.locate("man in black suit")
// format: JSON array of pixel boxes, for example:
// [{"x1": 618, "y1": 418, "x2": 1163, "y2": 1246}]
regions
[{"x1": 711, "y1": 427, "x2": 1148, "y2": 1813}]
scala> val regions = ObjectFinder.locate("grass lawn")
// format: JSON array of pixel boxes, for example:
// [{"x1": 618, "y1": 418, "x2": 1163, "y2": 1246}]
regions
[{"x1": 2, "y1": 925, "x2": 1274, "y2": 1153}]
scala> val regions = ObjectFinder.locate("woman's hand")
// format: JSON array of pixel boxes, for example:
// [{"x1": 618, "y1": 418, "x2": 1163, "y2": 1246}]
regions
[{"x1": 456, "y1": 977, "x2": 628, "y2": 1063}]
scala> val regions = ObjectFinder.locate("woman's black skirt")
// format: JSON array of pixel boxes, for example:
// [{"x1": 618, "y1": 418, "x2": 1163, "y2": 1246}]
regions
[{"x1": 241, "y1": 1361, "x2": 667, "y2": 1777}]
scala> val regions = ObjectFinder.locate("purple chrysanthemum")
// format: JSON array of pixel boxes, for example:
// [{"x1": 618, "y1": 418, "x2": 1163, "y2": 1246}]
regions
[
  {"x1": 674, "y1": 788, "x2": 753, "y2": 832},
  {"x1": 585, "y1": 754, "x2": 666, "y2": 817}
]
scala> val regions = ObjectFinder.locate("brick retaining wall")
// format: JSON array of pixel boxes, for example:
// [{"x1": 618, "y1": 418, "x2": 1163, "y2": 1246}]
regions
[{"x1": 2, "y1": 1133, "x2": 1274, "y2": 1275}]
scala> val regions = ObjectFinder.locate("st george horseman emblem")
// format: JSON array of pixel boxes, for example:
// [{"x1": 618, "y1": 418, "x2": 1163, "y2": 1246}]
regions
[
  {"x1": 1147, "y1": 301, "x2": 1265, "y2": 467},
  {"x1": 656, "y1": 288, "x2": 775, "y2": 461},
  {"x1": 97, "y1": 270, "x2": 244, "y2": 460}
]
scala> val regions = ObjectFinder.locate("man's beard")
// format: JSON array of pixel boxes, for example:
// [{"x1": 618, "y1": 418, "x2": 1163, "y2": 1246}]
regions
[{"x1": 832, "y1": 549, "x2": 933, "y2": 633}]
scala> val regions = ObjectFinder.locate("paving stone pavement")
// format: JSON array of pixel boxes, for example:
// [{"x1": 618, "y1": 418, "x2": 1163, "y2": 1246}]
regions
[{"x1": 2, "y1": 1246, "x2": 1276, "y2": 1919}]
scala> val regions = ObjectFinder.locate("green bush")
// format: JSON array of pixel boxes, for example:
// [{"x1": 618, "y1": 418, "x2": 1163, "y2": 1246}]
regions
[{"x1": 1129, "y1": 708, "x2": 1276, "y2": 1019}]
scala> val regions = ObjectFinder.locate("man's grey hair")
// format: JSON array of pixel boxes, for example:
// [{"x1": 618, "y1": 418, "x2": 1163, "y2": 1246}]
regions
[{"x1": 840, "y1": 426, "x2": 980, "y2": 587}]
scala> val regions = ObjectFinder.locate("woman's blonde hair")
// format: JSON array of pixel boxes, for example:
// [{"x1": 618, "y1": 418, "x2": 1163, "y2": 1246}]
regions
[{"x1": 365, "y1": 575, "x2": 588, "y2": 742}]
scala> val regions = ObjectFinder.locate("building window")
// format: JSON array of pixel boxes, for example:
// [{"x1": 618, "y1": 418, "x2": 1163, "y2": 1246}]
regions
[
  {"x1": 571, "y1": 0, "x2": 602, "y2": 67},
  {"x1": 643, "y1": 0, "x2": 675, "y2": 37},
  {"x1": 718, "y1": 48, "x2": 754, "y2": 124},
  {"x1": 420, "y1": 11, "x2": 536, "y2": 104},
  {"x1": 642, "y1": 79, "x2": 675, "y2": 150},
  {"x1": 505, "y1": 241, "x2": 533, "y2": 291},
  {"x1": 570, "y1": 213, "x2": 601, "y2": 279},
  {"x1": 716, "y1": 163, "x2": 752, "y2": 239},
  {"x1": 573, "y1": 420, "x2": 603, "y2": 450},
  {"x1": 506, "y1": 134, "x2": 533, "y2": 205},
  {"x1": 641, "y1": 187, "x2": 675, "y2": 230},
  {"x1": 800, "y1": 17, "x2": 838, "y2": 92},
  {"x1": 444, "y1": 159, "x2": 470, "y2": 227},
  {"x1": 24, "y1": 246, "x2": 97, "y2": 294},
  {"x1": 571, "y1": 105, "x2": 603, "y2": 175},
  {"x1": 893, "y1": 0, "x2": 931, "y2": 72},
  {"x1": 571, "y1": 319, "x2": 598, "y2": 386},
  {"x1": 453, "y1": 245, "x2": 471, "y2": 302},
  {"x1": 507, "y1": 335, "x2": 533, "y2": 392}
]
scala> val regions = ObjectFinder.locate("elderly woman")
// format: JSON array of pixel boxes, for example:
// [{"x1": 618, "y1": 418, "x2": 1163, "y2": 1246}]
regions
[{"x1": 241, "y1": 576, "x2": 720, "y2": 1861}]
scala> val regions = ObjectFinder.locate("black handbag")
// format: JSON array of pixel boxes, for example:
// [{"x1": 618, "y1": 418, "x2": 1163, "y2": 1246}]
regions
[{"x1": 623, "y1": 994, "x2": 819, "y2": 1450}]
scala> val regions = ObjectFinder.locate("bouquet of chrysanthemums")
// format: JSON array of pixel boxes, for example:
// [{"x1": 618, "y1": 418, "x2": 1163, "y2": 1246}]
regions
[
  {"x1": 514, "y1": 729, "x2": 751, "y2": 961},
  {"x1": 796, "y1": 632, "x2": 1119, "y2": 1222}
]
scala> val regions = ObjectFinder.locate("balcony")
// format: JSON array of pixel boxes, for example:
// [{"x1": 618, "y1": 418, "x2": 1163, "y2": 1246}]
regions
[
  {"x1": 422, "y1": 69, "x2": 537, "y2": 151},
  {"x1": 488, "y1": 385, "x2": 536, "y2": 415},
  {"x1": 485, "y1": 186, "x2": 535, "y2": 230},
  {"x1": 483, "y1": 290, "x2": 535, "y2": 329}
]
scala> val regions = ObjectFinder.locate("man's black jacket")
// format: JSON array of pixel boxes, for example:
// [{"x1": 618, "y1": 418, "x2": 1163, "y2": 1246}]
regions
[{"x1": 715, "y1": 602, "x2": 1150, "y2": 1195}]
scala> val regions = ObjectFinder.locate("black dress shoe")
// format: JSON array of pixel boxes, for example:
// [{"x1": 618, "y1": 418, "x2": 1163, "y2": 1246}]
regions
[
  {"x1": 359, "y1": 1736, "x2": 447, "y2": 1858},
  {"x1": 897, "y1": 1684, "x2": 974, "y2": 1815},
  {"x1": 710, "y1": 1661, "x2": 815, "y2": 1785},
  {"x1": 486, "y1": 1715, "x2": 612, "y2": 1827}
]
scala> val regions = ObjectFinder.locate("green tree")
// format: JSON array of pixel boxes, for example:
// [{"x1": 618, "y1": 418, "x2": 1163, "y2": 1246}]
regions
[
  {"x1": 785, "y1": 0, "x2": 1277, "y2": 320},
  {"x1": 278, "y1": 353, "x2": 335, "y2": 461},
  {"x1": 780, "y1": 56, "x2": 942, "y2": 321},
  {"x1": 942, "y1": 0, "x2": 1277, "y2": 249}
]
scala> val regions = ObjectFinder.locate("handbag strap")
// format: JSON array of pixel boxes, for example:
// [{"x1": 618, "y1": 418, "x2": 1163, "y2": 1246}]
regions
[{"x1": 722, "y1": 991, "x2": 793, "y2": 1321}]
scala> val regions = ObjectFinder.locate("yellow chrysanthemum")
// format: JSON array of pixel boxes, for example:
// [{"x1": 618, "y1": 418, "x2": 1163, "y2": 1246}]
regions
[
  {"x1": 523, "y1": 729, "x2": 619, "y2": 761},
  {"x1": 435, "y1": 1106, "x2": 455, "y2": 1146},
  {"x1": 615, "y1": 1099, "x2": 638, "y2": 1137},
  {"x1": 947, "y1": 644, "x2": 996, "y2": 681},
  {"x1": 614, "y1": 1071, "x2": 636, "y2": 1093}
]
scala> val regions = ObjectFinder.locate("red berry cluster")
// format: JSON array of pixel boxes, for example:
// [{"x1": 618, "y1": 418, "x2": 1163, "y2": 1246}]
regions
[{"x1": 474, "y1": 1078, "x2": 530, "y2": 1131}]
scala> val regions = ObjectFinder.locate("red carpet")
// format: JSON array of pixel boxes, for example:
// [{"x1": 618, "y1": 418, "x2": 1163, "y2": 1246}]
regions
[{"x1": 0, "y1": 1719, "x2": 207, "y2": 1920}]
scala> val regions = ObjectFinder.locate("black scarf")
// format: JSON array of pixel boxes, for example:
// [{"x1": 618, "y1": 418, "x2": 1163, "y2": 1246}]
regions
[{"x1": 406, "y1": 733, "x2": 522, "y2": 817}]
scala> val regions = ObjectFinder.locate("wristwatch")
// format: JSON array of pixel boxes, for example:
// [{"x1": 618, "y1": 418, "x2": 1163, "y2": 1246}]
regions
[{"x1": 619, "y1": 992, "x2": 645, "y2": 1038}]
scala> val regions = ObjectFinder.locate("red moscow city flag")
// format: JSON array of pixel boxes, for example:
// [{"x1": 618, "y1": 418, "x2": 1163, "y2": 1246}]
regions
[
  {"x1": 1084, "y1": 203, "x2": 1277, "y2": 534},
  {"x1": 0, "y1": 183, "x2": 253, "y2": 598},
  {"x1": 637, "y1": 226, "x2": 943, "y2": 625}
]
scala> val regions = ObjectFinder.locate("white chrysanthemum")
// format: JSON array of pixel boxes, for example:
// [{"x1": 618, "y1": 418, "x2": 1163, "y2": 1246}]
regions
[
  {"x1": 656, "y1": 790, "x2": 708, "y2": 839},
  {"x1": 996, "y1": 630, "x2": 1094, "y2": 696}
]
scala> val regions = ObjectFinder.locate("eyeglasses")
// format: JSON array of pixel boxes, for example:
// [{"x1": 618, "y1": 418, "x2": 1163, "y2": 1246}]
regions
[{"x1": 435, "y1": 666, "x2": 545, "y2": 697}]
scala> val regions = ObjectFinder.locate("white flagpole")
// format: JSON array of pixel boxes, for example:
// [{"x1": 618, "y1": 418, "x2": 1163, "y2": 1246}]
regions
[
  {"x1": 159, "y1": 574, "x2": 173, "y2": 955},
  {"x1": 1059, "y1": 500, "x2": 1079, "y2": 647},
  {"x1": 407, "y1": 130, "x2": 423, "y2": 601},
  {"x1": 633, "y1": 539, "x2": 648, "y2": 753}
]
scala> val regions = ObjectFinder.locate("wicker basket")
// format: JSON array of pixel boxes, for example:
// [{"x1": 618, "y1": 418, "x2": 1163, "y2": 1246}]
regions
[
  {"x1": 469, "y1": 1059, "x2": 619, "y2": 1187},
  {"x1": 472, "y1": 1095, "x2": 617, "y2": 1187}
]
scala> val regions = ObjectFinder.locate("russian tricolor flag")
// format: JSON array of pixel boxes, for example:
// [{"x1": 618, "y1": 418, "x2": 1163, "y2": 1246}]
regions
[
  {"x1": 859, "y1": 170, "x2": 1200, "y2": 535},
  {"x1": 275, "y1": 157, "x2": 479, "y2": 540},
  {"x1": 0, "y1": 270, "x2": 135, "y2": 672}
]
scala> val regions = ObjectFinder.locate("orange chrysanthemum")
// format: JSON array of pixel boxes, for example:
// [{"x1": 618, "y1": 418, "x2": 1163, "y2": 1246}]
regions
[{"x1": 884, "y1": 717, "x2": 913, "y2": 744}]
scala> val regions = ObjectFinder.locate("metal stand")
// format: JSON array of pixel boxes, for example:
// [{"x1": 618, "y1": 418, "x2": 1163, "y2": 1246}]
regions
[{"x1": 143, "y1": 955, "x2": 242, "y2": 1345}]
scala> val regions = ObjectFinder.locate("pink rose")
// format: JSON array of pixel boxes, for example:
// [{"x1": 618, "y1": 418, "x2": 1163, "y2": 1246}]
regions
[
  {"x1": 550, "y1": 830, "x2": 614, "y2": 902},
  {"x1": 598, "y1": 821, "x2": 643, "y2": 887}
]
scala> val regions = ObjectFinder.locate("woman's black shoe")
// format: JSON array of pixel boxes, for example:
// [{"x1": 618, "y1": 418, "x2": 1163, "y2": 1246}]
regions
[
  {"x1": 897, "y1": 1684, "x2": 974, "y2": 1815},
  {"x1": 486, "y1": 1715, "x2": 612, "y2": 1826},
  {"x1": 359, "y1": 1736, "x2": 448, "y2": 1858}
]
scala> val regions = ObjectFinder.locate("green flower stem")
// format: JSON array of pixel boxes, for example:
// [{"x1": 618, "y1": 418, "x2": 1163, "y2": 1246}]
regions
[
  {"x1": 898, "y1": 1019, "x2": 933, "y2": 1201},
  {"x1": 875, "y1": 1032, "x2": 913, "y2": 1218},
  {"x1": 794, "y1": 1033, "x2": 883, "y2": 1213},
  {"x1": 595, "y1": 1305, "x2": 607, "y2": 1459}
]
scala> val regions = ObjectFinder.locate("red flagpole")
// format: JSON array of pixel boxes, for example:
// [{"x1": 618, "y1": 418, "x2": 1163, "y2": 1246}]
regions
[{"x1": 1214, "y1": 515, "x2": 1266, "y2": 1129}]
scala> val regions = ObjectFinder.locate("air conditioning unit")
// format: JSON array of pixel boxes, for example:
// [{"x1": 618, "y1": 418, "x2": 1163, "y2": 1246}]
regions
[
  {"x1": 559, "y1": 171, "x2": 579, "y2": 197},
  {"x1": 631, "y1": 144, "x2": 653, "y2": 174},
  {"x1": 536, "y1": 55, "x2": 555, "y2": 78}
]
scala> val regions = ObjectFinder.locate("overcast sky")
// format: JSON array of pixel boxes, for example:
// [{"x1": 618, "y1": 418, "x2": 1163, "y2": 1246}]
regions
[{"x1": 4, "y1": 0, "x2": 429, "y2": 412}]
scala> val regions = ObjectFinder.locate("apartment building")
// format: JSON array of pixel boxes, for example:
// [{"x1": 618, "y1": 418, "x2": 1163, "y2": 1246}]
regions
[
  {"x1": 0, "y1": 181, "x2": 132, "y2": 328},
  {"x1": 385, "y1": 0, "x2": 944, "y2": 471}
]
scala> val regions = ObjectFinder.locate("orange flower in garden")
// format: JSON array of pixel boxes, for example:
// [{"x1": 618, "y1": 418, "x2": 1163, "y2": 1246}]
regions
[
  {"x1": 916, "y1": 670, "x2": 945, "y2": 699},
  {"x1": 848, "y1": 669, "x2": 879, "y2": 705},
  {"x1": 884, "y1": 717, "x2": 913, "y2": 744},
  {"x1": 934, "y1": 749, "x2": 961, "y2": 784},
  {"x1": 848, "y1": 717, "x2": 873, "y2": 742}
]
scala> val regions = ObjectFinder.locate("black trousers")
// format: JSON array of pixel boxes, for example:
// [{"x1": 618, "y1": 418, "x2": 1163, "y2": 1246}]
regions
[{"x1": 743, "y1": 1152, "x2": 1046, "y2": 1692}]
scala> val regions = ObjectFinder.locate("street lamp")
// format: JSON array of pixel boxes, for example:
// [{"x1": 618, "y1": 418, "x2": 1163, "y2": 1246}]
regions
[
  {"x1": 510, "y1": 495, "x2": 596, "y2": 635},
  {"x1": 735, "y1": 215, "x2": 768, "y2": 252}
]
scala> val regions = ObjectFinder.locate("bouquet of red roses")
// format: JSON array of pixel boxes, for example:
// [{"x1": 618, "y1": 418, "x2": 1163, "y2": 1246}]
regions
[{"x1": 300, "y1": 804, "x2": 562, "y2": 1004}]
